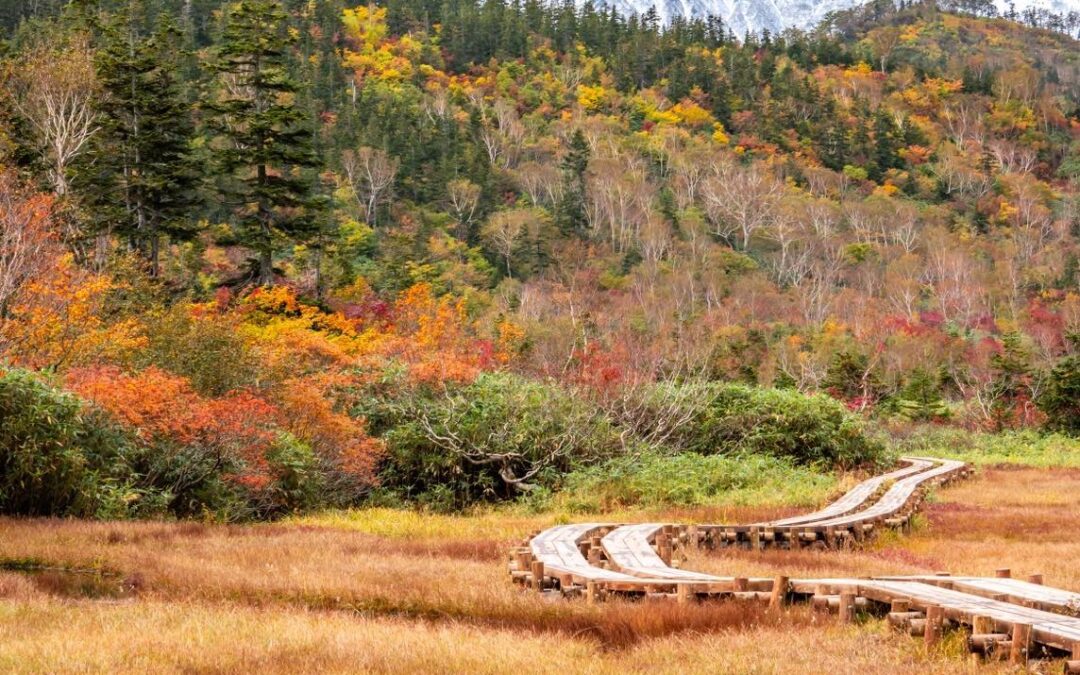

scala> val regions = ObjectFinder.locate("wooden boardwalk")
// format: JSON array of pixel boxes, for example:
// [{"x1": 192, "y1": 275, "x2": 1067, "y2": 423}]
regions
[
  {"x1": 792, "y1": 578, "x2": 1080, "y2": 655},
  {"x1": 762, "y1": 457, "x2": 934, "y2": 527},
  {"x1": 509, "y1": 457, "x2": 1080, "y2": 662},
  {"x1": 699, "y1": 457, "x2": 969, "y2": 549},
  {"x1": 874, "y1": 575, "x2": 1080, "y2": 616}
]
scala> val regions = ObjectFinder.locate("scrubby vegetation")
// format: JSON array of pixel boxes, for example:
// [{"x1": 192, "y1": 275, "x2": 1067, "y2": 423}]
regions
[{"x1": 0, "y1": 0, "x2": 1078, "y2": 521}]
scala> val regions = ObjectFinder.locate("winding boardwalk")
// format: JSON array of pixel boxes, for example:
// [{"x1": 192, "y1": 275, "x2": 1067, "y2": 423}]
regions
[
  {"x1": 762, "y1": 457, "x2": 934, "y2": 527},
  {"x1": 510, "y1": 458, "x2": 1080, "y2": 662}
]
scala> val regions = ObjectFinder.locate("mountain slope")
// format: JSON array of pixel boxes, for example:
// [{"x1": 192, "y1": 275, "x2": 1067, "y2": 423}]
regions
[{"x1": 586, "y1": 0, "x2": 1080, "y2": 34}]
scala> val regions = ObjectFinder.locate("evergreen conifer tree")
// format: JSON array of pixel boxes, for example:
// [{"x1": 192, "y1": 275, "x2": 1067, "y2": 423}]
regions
[
  {"x1": 557, "y1": 130, "x2": 589, "y2": 236},
  {"x1": 79, "y1": 3, "x2": 201, "y2": 276},
  {"x1": 205, "y1": 0, "x2": 320, "y2": 285}
]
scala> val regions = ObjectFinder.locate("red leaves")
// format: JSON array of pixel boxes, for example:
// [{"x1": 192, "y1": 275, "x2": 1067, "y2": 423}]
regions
[{"x1": 65, "y1": 366, "x2": 280, "y2": 487}]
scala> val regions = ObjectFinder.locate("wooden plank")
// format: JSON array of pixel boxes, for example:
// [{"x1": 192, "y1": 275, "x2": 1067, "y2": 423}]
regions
[
  {"x1": 763, "y1": 457, "x2": 934, "y2": 527},
  {"x1": 877, "y1": 576, "x2": 1080, "y2": 616},
  {"x1": 601, "y1": 523, "x2": 739, "y2": 583},
  {"x1": 795, "y1": 579, "x2": 1080, "y2": 653}
]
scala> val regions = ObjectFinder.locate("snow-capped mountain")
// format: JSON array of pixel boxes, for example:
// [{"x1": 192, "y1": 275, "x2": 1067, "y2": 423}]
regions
[{"x1": 585, "y1": 0, "x2": 1080, "y2": 35}]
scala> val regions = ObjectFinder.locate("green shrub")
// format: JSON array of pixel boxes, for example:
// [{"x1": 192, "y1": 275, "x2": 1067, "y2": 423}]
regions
[
  {"x1": 136, "y1": 304, "x2": 256, "y2": 397},
  {"x1": 539, "y1": 450, "x2": 838, "y2": 512},
  {"x1": 627, "y1": 382, "x2": 886, "y2": 468},
  {"x1": 1038, "y1": 351, "x2": 1079, "y2": 436},
  {"x1": 0, "y1": 369, "x2": 135, "y2": 517},
  {"x1": 893, "y1": 426, "x2": 1080, "y2": 468},
  {"x1": 375, "y1": 372, "x2": 622, "y2": 510}
]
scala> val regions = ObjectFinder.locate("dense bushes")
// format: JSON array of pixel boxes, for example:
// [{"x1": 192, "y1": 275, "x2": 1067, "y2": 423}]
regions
[
  {"x1": 0, "y1": 369, "x2": 133, "y2": 517},
  {"x1": 540, "y1": 450, "x2": 837, "y2": 512},
  {"x1": 366, "y1": 374, "x2": 886, "y2": 510},
  {"x1": 373, "y1": 372, "x2": 625, "y2": 510},
  {"x1": 0, "y1": 367, "x2": 378, "y2": 520},
  {"x1": 626, "y1": 382, "x2": 887, "y2": 468},
  {"x1": 1, "y1": 363, "x2": 891, "y2": 517}
]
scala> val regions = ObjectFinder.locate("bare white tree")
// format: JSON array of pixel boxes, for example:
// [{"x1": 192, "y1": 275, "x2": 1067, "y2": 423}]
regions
[
  {"x1": 341, "y1": 146, "x2": 398, "y2": 226},
  {"x1": 446, "y1": 178, "x2": 481, "y2": 238},
  {"x1": 7, "y1": 35, "x2": 100, "y2": 197},
  {"x1": 482, "y1": 208, "x2": 531, "y2": 277},
  {"x1": 701, "y1": 159, "x2": 784, "y2": 250}
]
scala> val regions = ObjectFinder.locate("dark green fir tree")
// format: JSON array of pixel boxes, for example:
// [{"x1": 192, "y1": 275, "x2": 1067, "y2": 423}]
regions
[{"x1": 205, "y1": 0, "x2": 321, "y2": 285}]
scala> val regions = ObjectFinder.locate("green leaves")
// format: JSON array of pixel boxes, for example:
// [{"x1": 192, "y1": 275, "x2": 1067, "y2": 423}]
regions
[{"x1": 0, "y1": 368, "x2": 132, "y2": 517}]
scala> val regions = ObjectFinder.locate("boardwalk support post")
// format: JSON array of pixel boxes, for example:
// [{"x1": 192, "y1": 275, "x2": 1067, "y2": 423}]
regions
[
  {"x1": 1027, "y1": 573, "x2": 1043, "y2": 585},
  {"x1": 770, "y1": 576, "x2": 789, "y2": 608},
  {"x1": 996, "y1": 568, "x2": 1011, "y2": 579},
  {"x1": 1009, "y1": 622, "x2": 1031, "y2": 666},
  {"x1": 530, "y1": 561, "x2": 545, "y2": 592},
  {"x1": 839, "y1": 592, "x2": 856, "y2": 623},
  {"x1": 1068, "y1": 645, "x2": 1080, "y2": 675},
  {"x1": 924, "y1": 605, "x2": 944, "y2": 648},
  {"x1": 586, "y1": 581, "x2": 598, "y2": 606},
  {"x1": 676, "y1": 583, "x2": 692, "y2": 605}
]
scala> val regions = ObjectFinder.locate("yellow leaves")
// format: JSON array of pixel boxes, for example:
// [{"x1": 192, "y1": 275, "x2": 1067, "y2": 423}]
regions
[
  {"x1": 987, "y1": 101, "x2": 1035, "y2": 135},
  {"x1": 342, "y1": 5, "x2": 388, "y2": 51},
  {"x1": 341, "y1": 5, "x2": 415, "y2": 86},
  {"x1": 495, "y1": 319, "x2": 525, "y2": 364},
  {"x1": 668, "y1": 99, "x2": 714, "y2": 129},
  {"x1": 997, "y1": 199, "x2": 1020, "y2": 223},
  {"x1": 925, "y1": 78, "x2": 963, "y2": 97},
  {"x1": 822, "y1": 319, "x2": 848, "y2": 338},
  {"x1": 711, "y1": 122, "x2": 730, "y2": 145},
  {"x1": 900, "y1": 24, "x2": 922, "y2": 43},
  {"x1": 576, "y1": 84, "x2": 609, "y2": 112},
  {"x1": 1, "y1": 254, "x2": 144, "y2": 369},
  {"x1": 846, "y1": 62, "x2": 874, "y2": 78}
]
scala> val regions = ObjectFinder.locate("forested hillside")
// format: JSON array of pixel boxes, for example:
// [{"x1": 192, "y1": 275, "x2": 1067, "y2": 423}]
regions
[{"x1": 0, "y1": 0, "x2": 1077, "y2": 518}]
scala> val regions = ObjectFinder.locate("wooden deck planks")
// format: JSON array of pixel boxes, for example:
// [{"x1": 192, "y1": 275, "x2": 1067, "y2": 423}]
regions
[
  {"x1": 876, "y1": 576, "x2": 1080, "y2": 615},
  {"x1": 528, "y1": 523, "x2": 710, "y2": 588},
  {"x1": 601, "y1": 523, "x2": 732, "y2": 582},
  {"x1": 512, "y1": 457, "x2": 1080, "y2": 660},
  {"x1": 805, "y1": 459, "x2": 967, "y2": 530},
  {"x1": 763, "y1": 457, "x2": 934, "y2": 527},
  {"x1": 794, "y1": 579, "x2": 1080, "y2": 652},
  {"x1": 529, "y1": 523, "x2": 642, "y2": 584}
]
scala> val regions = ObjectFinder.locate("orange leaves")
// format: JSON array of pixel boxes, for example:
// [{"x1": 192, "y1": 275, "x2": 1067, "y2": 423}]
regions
[
  {"x1": 390, "y1": 282, "x2": 488, "y2": 385},
  {"x1": 65, "y1": 366, "x2": 278, "y2": 454},
  {"x1": 1, "y1": 170, "x2": 144, "y2": 369},
  {"x1": 66, "y1": 365, "x2": 205, "y2": 443},
  {"x1": 275, "y1": 375, "x2": 384, "y2": 483},
  {"x1": 0, "y1": 169, "x2": 55, "y2": 312}
]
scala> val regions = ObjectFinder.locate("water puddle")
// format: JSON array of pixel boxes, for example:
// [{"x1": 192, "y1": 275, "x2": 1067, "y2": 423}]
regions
[{"x1": 2, "y1": 561, "x2": 139, "y2": 599}]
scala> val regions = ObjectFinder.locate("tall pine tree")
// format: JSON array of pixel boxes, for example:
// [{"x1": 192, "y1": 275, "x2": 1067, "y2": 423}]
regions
[
  {"x1": 79, "y1": 3, "x2": 201, "y2": 277},
  {"x1": 205, "y1": 0, "x2": 320, "y2": 285},
  {"x1": 557, "y1": 129, "x2": 589, "y2": 236}
]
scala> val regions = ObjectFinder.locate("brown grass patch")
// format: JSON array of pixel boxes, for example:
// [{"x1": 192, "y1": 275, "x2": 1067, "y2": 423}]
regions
[{"x1": 0, "y1": 466, "x2": 1077, "y2": 672}]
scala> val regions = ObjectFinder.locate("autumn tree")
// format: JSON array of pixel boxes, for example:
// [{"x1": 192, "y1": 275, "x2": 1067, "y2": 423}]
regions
[
  {"x1": 5, "y1": 32, "x2": 99, "y2": 197},
  {"x1": 0, "y1": 170, "x2": 55, "y2": 317},
  {"x1": 341, "y1": 146, "x2": 397, "y2": 226}
]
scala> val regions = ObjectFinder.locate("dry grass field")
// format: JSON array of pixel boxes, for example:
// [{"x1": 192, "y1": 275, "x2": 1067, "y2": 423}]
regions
[{"x1": 0, "y1": 466, "x2": 1077, "y2": 674}]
